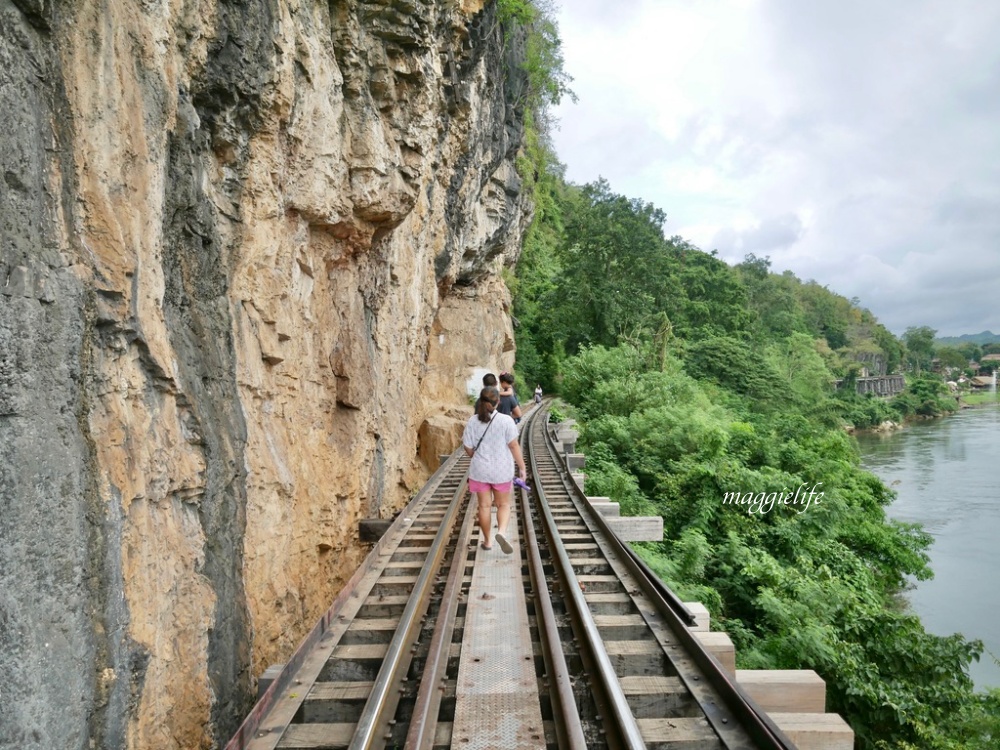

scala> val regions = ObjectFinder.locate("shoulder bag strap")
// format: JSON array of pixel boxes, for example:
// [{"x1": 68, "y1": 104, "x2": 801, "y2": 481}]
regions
[{"x1": 472, "y1": 413, "x2": 495, "y2": 453}]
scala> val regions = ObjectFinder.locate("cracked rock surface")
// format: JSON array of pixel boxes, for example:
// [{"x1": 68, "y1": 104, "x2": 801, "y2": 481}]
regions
[{"x1": 0, "y1": 0, "x2": 528, "y2": 746}]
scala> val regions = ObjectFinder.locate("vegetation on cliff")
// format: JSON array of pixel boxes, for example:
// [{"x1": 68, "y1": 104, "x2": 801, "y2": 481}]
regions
[{"x1": 507, "y1": 33, "x2": 998, "y2": 741}]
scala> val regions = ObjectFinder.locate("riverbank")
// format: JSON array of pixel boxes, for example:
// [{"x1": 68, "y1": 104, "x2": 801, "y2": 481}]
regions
[
  {"x1": 847, "y1": 419, "x2": 902, "y2": 435},
  {"x1": 849, "y1": 390, "x2": 998, "y2": 436},
  {"x1": 959, "y1": 391, "x2": 1000, "y2": 407}
]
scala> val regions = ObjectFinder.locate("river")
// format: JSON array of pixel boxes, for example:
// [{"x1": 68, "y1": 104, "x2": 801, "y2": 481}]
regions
[{"x1": 855, "y1": 405, "x2": 1000, "y2": 690}]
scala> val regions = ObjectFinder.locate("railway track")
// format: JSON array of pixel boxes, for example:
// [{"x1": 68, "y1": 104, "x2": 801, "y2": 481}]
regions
[{"x1": 227, "y1": 403, "x2": 799, "y2": 750}]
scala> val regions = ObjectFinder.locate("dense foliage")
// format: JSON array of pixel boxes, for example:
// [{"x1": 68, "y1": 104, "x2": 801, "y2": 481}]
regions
[
  {"x1": 558, "y1": 343, "x2": 989, "y2": 749},
  {"x1": 505, "y1": 3, "x2": 994, "y2": 746}
]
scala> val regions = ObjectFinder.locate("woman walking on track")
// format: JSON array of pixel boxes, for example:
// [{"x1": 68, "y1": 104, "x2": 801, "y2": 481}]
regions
[{"x1": 462, "y1": 386, "x2": 527, "y2": 554}]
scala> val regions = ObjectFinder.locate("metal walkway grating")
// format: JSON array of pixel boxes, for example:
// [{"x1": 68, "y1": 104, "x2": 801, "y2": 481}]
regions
[{"x1": 452, "y1": 502, "x2": 546, "y2": 749}]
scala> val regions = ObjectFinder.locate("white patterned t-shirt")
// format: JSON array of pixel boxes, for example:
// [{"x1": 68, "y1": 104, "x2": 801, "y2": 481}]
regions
[{"x1": 462, "y1": 411, "x2": 519, "y2": 484}]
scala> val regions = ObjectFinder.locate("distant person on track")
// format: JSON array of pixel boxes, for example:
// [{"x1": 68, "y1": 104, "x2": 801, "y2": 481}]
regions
[
  {"x1": 462, "y1": 386, "x2": 526, "y2": 554},
  {"x1": 533, "y1": 384, "x2": 542, "y2": 404},
  {"x1": 497, "y1": 371, "x2": 522, "y2": 422}
]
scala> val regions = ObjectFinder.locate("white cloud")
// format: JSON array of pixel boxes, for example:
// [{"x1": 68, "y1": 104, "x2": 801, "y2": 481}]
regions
[{"x1": 552, "y1": 0, "x2": 1000, "y2": 336}]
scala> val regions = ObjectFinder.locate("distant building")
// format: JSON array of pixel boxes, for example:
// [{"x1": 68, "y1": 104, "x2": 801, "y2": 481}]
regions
[{"x1": 977, "y1": 354, "x2": 1000, "y2": 375}]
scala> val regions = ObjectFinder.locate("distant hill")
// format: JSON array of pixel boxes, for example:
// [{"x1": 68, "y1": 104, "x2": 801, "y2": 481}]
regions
[{"x1": 935, "y1": 330, "x2": 1000, "y2": 346}]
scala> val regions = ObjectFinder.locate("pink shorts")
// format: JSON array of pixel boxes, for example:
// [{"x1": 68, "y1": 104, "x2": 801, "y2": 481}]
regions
[{"x1": 469, "y1": 479, "x2": 513, "y2": 494}]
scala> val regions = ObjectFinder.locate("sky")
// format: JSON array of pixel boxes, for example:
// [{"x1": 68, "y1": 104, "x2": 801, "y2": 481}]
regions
[{"x1": 551, "y1": 0, "x2": 1000, "y2": 337}]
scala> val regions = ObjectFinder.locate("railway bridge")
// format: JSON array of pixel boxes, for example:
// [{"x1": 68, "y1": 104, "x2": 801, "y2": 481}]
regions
[{"x1": 226, "y1": 404, "x2": 853, "y2": 750}]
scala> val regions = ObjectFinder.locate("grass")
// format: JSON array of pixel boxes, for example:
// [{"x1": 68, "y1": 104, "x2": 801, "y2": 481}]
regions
[{"x1": 960, "y1": 391, "x2": 999, "y2": 406}]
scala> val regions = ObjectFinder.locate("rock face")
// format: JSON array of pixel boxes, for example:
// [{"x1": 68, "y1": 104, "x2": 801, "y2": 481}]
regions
[{"x1": 0, "y1": 1, "x2": 528, "y2": 747}]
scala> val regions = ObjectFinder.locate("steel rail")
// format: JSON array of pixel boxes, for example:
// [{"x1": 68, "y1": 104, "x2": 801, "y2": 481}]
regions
[
  {"x1": 403, "y1": 474, "x2": 478, "y2": 750},
  {"x1": 618, "y1": 538, "x2": 801, "y2": 749},
  {"x1": 527, "y1": 410, "x2": 649, "y2": 750},
  {"x1": 346, "y1": 464, "x2": 471, "y2": 750},
  {"x1": 224, "y1": 450, "x2": 467, "y2": 750},
  {"x1": 540, "y1": 408, "x2": 798, "y2": 750},
  {"x1": 407, "y1": 404, "x2": 546, "y2": 747},
  {"x1": 228, "y1": 398, "x2": 798, "y2": 750},
  {"x1": 619, "y1": 542, "x2": 697, "y2": 627},
  {"x1": 517, "y1": 408, "x2": 590, "y2": 750}
]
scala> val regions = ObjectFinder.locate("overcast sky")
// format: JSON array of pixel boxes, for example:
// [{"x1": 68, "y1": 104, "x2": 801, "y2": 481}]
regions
[{"x1": 551, "y1": 0, "x2": 1000, "y2": 337}]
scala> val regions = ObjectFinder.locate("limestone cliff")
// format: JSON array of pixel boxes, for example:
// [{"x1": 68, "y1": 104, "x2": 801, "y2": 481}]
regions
[{"x1": 0, "y1": 0, "x2": 529, "y2": 747}]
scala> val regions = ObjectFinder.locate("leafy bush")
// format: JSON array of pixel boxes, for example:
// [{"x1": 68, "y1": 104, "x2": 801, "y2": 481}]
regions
[
  {"x1": 833, "y1": 390, "x2": 898, "y2": 429},
  {"x1": 683, "y1": 336, "x2": 785, "y2": 406},
  {"x1": 891, "y1": 375, "x2": 958, "y2": 418}
]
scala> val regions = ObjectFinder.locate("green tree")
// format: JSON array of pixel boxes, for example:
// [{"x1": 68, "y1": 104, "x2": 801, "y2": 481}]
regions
[
  {"x1": 550, "y1": 179, "x2": 673, "y2": 349},
  {"x1": 798, "y1": 281, "x2": 854, "y2": 350},
  {"x1": 666, "y1": 240, "x2": 751, "y2": 337},
  {"x1": 500, "y1": 0, "x2": 574, "y2": 390},
  {"x1": 736, "y1": 255, "x2": 807, "y2": 340},
  {"x1": 507, "y1": 125, "x2": 984, "y2": 744},
  {"x1": 935, "y1": 346, "x2": 969, "y2": 372},
  {"x1": 903, "y1": 326, "x2": 936, "y2": 373},
  {"x1": 871, "y1": 321, "x2": 905, "y2": 374},
  {"x1": 892, "y1": 373, "x2": 957, "y2": 417},
  {"x1": 956, "y1": 342, "x2": 982, "y2": 365},
  {"x1": 683, "y1": 335, "x2": 785, "y2": 406},
  {"x1": 764, "y1": 332, "x2": 834, "y2": 409}
]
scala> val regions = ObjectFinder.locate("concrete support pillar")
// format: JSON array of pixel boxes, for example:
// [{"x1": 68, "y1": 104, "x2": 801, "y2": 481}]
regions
[
  {"x1": 736, "y1": 670, "x2": 826, "y2": 713},
  {"x1": 694, "y1": 631, "x2": 735, "y2": 673}
]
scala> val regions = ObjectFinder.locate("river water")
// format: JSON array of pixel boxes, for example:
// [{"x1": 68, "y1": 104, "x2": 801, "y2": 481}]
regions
[{"x1": 855, "y1": 406, "x2": 1000, "y2": 690}]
